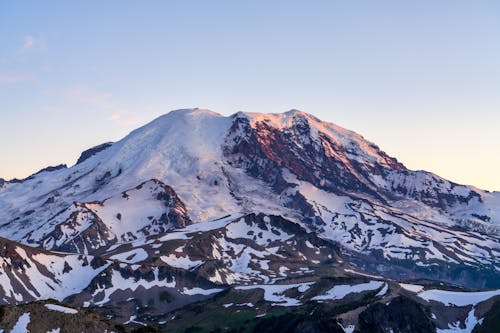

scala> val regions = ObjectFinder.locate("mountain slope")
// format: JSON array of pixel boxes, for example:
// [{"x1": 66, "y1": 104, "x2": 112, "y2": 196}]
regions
[
  {"x1": 0, "y1": 109, "x2": 498, "y2": 283},
  {"x1": 0, "y1": 300, "x2": 128, "y2": 333},
  {"x1": 27, "y1": 179, "x2": 192, "y2": 254},
  {"x1": 0, "y1": 108, "x2": 499, "y2": 331},
  {"x1": 1, "y1": 214, "x2": 499, "y2": 332}
]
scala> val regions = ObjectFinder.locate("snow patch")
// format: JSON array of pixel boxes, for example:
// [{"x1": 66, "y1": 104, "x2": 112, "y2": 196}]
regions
[
  {"x1": 181, "y1": 287, "x2": 224, "y2": 295},
  {"x1": 161, "y1": 254, "x2": 203, "y2": 270},
  {"x1": 312, "y1": 281, "x2": 384, "y2": 301},
  {"x1": 236, "y1": 282, "x2": 314, "y2": 306},
  {"x1": 418, "y1": 289, "x2": 500, "y2": 306},
  {"x1": 11, "y1": 313, "x2": 30, "y2": 333},
  {"x1": 375, "y1": 283, "x2": 389, "y2": 297},
  {"x1": 110, "y1": 248, "x2": 148, "y2": 263},
  {"x1": 437, "y1": 308, "x2": 483, "y2": 333},
  {"x1": 399, "y1": 283, "x2": 424, "y2": 293},
  {"x1": 44, "y1": 304, "x2": 78, "y2": 314}
]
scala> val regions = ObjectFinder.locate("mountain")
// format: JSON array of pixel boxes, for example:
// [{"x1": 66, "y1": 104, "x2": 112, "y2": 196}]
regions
[{"x1": 0, "y1": 108, "x2": 499, "y2": 332}]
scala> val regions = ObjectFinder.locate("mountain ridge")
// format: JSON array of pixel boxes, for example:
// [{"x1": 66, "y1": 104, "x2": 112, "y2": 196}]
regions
[
  {"x1": 2, "y1": 108, "x2": 499, "y2": 192},
  {"x1": 0, "y1": 108, "x2": 499, "y2": 332}
]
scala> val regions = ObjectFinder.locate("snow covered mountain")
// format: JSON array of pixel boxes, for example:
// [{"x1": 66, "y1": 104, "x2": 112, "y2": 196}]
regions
[
  {"x1": 1, "y1": 109, "x2": 498, "y2": 273},
  {"x1": 0, "y1": 108, "x2": 499, "y2": 332}
]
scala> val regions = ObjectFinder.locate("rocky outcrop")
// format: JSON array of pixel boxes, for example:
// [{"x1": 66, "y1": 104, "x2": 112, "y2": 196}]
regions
[
  {"x1": 358, "y1": 296, "x2": 436, "y2": 333},
  {"x1": 4, "y1": 164, "x2": 68, "y2": 184},
  {"x1": 39, "y1": 204, "x2": 116, "y2": 253},
  {"x1": 0, "y1": 237, "x2": 110, "y2": 304},
  {"x1": 224, "y1": 111, "x2": 487, "y2": 218},
  {"x1": 33, "y1": 164, "x2": 68, "y2": 175},
  {"x1": 473, "y1": 300, "x2": 500, "y2": 333},
  {"x1": 0, "y1": 300, "x2": 127, "y2": 333},
  {"x1": 32, "y1": 179, "x2": 192, "y2": 254},
  {"x1": 76, "y1": 142, "x2": 113, "y2": 164}
]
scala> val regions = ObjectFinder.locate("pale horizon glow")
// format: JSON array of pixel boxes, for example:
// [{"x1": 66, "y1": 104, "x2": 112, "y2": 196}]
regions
[{"x1": 1, "y1": 1, "x2": 499, "y2": 191}]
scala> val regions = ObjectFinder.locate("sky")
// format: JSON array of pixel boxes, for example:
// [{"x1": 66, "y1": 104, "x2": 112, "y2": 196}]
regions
[{"x1": 0, "y1": 1, "x2": 499, "y2": 191}]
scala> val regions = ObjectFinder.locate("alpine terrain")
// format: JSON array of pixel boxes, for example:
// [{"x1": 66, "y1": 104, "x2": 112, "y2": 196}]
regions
[{"x1": 0, "y1": 108, "x2": 499, "y2": 332}]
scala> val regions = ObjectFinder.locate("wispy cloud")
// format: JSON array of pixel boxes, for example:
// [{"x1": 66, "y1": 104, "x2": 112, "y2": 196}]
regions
[
  {"x1": 56, "y1": 84, "x2": 142, "y2": 127},
  {"x1": 66, "y1": 85, "x2": 114, "y2": 110},
  {"x1": 108, "y1": 113, "x2": 121, "y2": 121},
  {"x1": 0, "y1": 74, "x2": 34, "y2": 84},
  {"x1": 23, "y1": 36, "x2": 35, "y2": 49},
  {"x1": 106, "y1": 113, "x2": 141, "y2": 126},
  {"x1": 19, "y1": 35, "x2": 47, "y2": 52},
  {"x1": 0, "y1": 35, "x2": 47, "y2": 65}
]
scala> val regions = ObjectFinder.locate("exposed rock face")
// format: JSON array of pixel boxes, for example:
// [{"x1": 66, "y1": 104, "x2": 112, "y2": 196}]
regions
[
  {"x1": 250, "y1": 310, "x2": 346, "y2": 333},
  {"x1": 28, "y1": 179, "x2": 192, "y2": 254},
  {"x1": 4, "y1": 164, "x2": 68, "y2": 184},
  {"x1": 0, "y1": 300, "x2": 127, "y2": 333},
  {"x1": 0, "y1": 237, "x2": 110, "y2": 304},
  {"x1": 0, "y1": 213, "x2": 498, "y2": 332},
  {"x1": 224, "y1": 113, "x2": 292, "y2": 192},
  {"x1": 223, "y1": 113, "x2": 331, "y2": 225},
  {"x1": 224, "y1": 111, "x2": 401, "y2": 197},
  {"x1": 33, "y1": 164, "x2": 68, "y2": 175},
  {"x1": 38, "y1": 204, "x2": 115, "y2": 253},
  {"x1": 76, "y1": 142, "x2": 113, "y2": 164},
  {"x1": 358, "y1": 296, "x2": 436, "y2": 333},
  {"x1": 150, "y1": 180, "x2": 192, "y2": 229},
  {"x1": 0, "y1": 237, "x2": 30, "y2": 271},
  {"x1": 473, "y1": 300, "x2": 500, "y2": 333},
  {"x1": 219, "y1": 111, "x2": 499, "y2": 285},
  {"x1": 224, "y1": 111, "x2": 485, "y2": 214}
]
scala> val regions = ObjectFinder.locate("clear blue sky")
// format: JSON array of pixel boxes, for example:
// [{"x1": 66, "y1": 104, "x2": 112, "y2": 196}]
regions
[{"x1": 1, "y1": 1, "x2": 499, "y2": 190}]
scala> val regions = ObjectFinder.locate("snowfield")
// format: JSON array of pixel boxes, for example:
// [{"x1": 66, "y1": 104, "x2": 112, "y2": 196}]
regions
[
  {"x1": 398, "y1": 282, "x2": 500, "y2": 307},
  {"x1": 312, "y1": 281, "x2": 384, "y2": 301},
  {"x1": 236, "y1": 282, "x2": 314, "y2": 306},
  {"x1": 418, "y1": 289, "x2": 500, "y2": 307},
  {"x1": 44, "y1": 304, "x2": 78, "y2": 314}
]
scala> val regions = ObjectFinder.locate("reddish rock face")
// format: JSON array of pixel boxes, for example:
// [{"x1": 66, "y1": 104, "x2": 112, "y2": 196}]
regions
[
  {"x1": 224, "y1": 113, "x2": 396, "y2": 201},
  {"x1": 0, "y1": 238, "x2": 30, "y2": 270},
  {"x1": 224, "y1": 112, "x2": 480, "y2": 213}
]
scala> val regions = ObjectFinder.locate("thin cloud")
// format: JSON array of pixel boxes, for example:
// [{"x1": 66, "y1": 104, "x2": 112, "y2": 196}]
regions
[
  {"x1": 0, "y1": 36, "x2": 46, "y2": 64},
  {"x1": 57, "y1": 84, "x2": 142, "y2": 127},
  {"x1": 67, "y1": 85, "x2": 114, "y2": 110},
  {"x1": 20, "y1": 35, "x2": 47, "y2": 52},
  {"x1": 108, "y1": 113, "x2": 121, "y2": 121},
  {"x1": 23, "y1": 36, "x2": 35, "y2": 49},
  {"x1": 107, "y1": 112, "x2": 142, "y2": 127},
  {"x1": 0, "y1": 74, "x2": 34, "y2": 84}
]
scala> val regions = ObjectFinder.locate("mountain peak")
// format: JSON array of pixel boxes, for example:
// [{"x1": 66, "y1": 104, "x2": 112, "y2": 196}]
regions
[
  {"x1": 160, "y1": 108, "x2": 222, "y2": 119},
  {"x1": 242, "y1": 109, "x2": 317, "y2": 129},
  {"x1": 283, "y1": 108, "x2": 316, "y2": 118},
  {"x1": 135, "y1": 108, "x2": 224, "y2": 134}
]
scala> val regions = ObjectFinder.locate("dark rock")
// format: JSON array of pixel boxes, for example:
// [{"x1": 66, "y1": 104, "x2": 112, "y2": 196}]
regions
[
  {"x1": 6, "y1": 164, "x2": 67, "y2": 184},
  {"x1": 358, "y1": 296, "x2": 436, "y2": 333},
  {"x1": 76, "y1": 142, "x2": 113, "y2": 164},
  {"x1": 63, "y1": 261, "x2": 73, "y2": 274},
  {"x1": 33, "y1": 164, "x2": 67, "y2": 175},
  {"x1": 472, "y1": 300, "x2": 500, "y2": 333}
]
